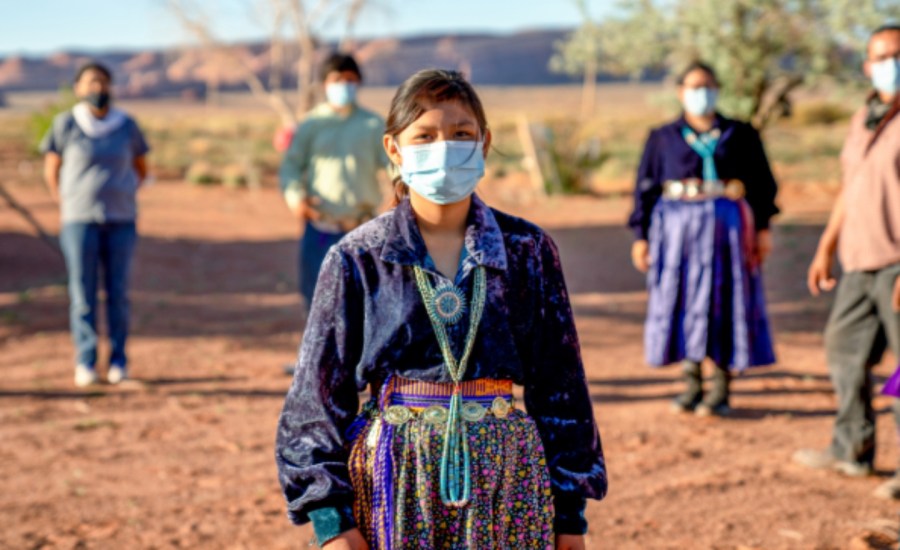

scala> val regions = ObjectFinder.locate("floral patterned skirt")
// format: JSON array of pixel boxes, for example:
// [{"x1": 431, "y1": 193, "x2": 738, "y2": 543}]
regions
[{"x1": 347, "y1": 376, "x2": 554, "y2": 550}]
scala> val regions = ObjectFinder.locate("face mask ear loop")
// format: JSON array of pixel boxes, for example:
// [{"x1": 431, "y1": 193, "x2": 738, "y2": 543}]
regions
[{"x1": 453, "y1": 135, "x2": 483, "y2": 169}]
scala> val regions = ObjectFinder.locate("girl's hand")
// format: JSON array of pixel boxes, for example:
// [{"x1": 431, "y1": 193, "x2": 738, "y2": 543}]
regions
[
  {"x1": 556, "y1": 533, "x2": 586, "y2": 550},
  {"x1": 631, "y1": 240, "x2": 650, "y2": 273},
  {"x1": 321, "y1": 528, "x2": 369, "y2": 550}
]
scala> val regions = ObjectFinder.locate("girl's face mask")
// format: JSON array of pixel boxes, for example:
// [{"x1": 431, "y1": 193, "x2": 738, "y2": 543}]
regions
[{"x1": 398, "y1": 140, "x2": 485, "y2": 205}]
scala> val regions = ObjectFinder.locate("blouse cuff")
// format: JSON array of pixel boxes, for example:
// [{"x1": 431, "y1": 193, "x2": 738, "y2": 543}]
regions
[
  {"x1": 553, "y1": 495, "x2": 588, "y2": 535},
  {"x1": 633, "y1": 225, "x2": 650, "y2": 241},
  {"x1": 754, "y1": 214, "x2": 773, "y2": 231},
  {"x1": 308, "y1": 504, "x2": 357, "y2": 546}
]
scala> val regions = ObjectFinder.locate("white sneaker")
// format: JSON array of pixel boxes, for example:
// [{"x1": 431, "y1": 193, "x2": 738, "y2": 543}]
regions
[
  {"x1": 74, "y1": 365, "x2": 98, "y2": 387},
  {"x1": 107, "y1": 365, "x2": 127, "y2": 385}
]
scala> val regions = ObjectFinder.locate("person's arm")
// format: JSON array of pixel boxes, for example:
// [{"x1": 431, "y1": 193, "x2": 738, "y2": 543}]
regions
[
  {"x1": 807, "y1": 192, "x2": 845, "y2": 296},
  {"x1": 40, "y1": 114, "x2": 66, "y2": 200},
  {"x1": 43, "y1": 152, "x2": 62, "y2": 201},
  {"x1": 279, "y1": 122, "x2": 321, "y2": 222},
  {"x1": 524, "y1": 233, "x2": 607, "y2": 538},
  {"x1": 275, "y1": 247, "x2": 365, "y2": 546},
  {"x1": 628, "y1": 130, "x2": 662, "y2": 272},
  {"x1": 133, "y1": 155, "x2": 148, "y2": 186},
  {"x1": 740, "y1": 125, "x2": 780, "y2": 263},
  {"x1": 741, "y1": 125, "x2": 780, "y2": 231},
  {"x1": 127, "y1": 119, "x2": 151, "y2": 188}
]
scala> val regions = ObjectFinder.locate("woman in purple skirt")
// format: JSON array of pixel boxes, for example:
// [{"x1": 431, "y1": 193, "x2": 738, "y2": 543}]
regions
[{"x1": 628, "y1": 62, "x2": 779, "y2": 417}]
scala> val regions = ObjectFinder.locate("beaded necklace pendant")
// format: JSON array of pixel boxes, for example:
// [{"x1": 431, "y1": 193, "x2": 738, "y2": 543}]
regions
[
  {"x1": 413, "y1": 265, "x2": 487, "y2": 508},
  {"x1": 432, "y1": 283, "x2": 467, "y2": 325}
]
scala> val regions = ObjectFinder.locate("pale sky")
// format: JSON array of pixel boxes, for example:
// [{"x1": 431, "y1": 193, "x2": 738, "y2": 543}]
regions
[{"x1": 0, "y1": 0, "x2": 614, "y2": 56}]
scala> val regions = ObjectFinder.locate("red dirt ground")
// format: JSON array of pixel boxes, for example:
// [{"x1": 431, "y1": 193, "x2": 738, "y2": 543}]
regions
[{"x1": 2, "y1": 166, "x2": 899, "y2": 549}]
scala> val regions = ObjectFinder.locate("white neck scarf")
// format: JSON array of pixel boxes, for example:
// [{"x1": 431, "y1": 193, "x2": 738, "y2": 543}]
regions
[{"x1": 72, "y1": 102, "x2": 127, "y2": 138}]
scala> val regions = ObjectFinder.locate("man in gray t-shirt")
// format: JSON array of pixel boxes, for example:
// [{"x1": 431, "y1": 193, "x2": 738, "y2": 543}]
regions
[{"x1": 41, "y1": 62, "x2": 149, "y2": 387}]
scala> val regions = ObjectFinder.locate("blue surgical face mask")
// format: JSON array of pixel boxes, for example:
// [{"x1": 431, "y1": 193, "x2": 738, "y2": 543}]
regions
[
  {"x1": 682, "y1": 87, "x2": 718, "y2": 116},
  {"x1": 399, "y1": 140, "x2": 485, "y2": 205},
  {"x1": 325, "y1": 82, "x2": 358, "y2": 107},
  {"x1": 871, "y1": 58, "x2": 900, "y2": 95}
]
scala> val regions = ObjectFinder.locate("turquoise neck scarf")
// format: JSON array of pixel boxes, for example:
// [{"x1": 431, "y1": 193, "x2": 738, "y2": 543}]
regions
[{"x1": 682, "y1": 126, "x2": 721, "y2": 182}]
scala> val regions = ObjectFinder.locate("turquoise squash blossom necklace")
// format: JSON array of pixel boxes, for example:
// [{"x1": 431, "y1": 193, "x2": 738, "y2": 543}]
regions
[{"x1": 413, "y1": 264, "x2": 486, "y2": 508}]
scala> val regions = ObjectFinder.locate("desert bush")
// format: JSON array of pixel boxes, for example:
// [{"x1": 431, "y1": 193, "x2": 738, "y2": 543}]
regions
[
  {"x1": 185, "y1": 161, "x2": 218, "y2": 185},
  {"x1": 221, "y1": 163, "x2": 248, "y2": 188},
  {"x1": 542, "y1": 118, "x2": 611, "y2": 194},
  {"x1": 27, "y1": 88, "x2": 77, "y2": 156},
  {"x1": 140, "y1": 113, "x2": 281, "y2": 186},
  {"x1": 791, "y1": 102, "x2": 853, "y2": 126}
]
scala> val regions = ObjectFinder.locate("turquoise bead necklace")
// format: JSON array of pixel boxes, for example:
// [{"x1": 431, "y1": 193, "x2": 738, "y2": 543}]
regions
[{"x1": 413, "y1": 264, "x2": 486, "y2": 508}]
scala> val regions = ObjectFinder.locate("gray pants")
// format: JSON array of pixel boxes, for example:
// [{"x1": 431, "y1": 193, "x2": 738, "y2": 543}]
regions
[{"x1": 825, "y1": 263, "x2": 900, "y2": 466}]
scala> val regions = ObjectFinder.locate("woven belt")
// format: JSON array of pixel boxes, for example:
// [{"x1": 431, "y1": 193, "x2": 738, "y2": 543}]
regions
[
  {"x1": 381, "y1": 377, "x2": 514, "y2": 426},
  {"x1": 662, "y1": 178, "x2": 745, "y2": 201}
]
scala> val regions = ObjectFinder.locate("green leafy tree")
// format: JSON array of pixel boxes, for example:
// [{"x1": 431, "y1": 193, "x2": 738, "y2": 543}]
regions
[{"x1": 555, "y1": 0, "x2": 900, "y2": 128}]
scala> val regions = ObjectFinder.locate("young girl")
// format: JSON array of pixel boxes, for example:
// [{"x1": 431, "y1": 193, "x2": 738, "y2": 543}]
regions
[
  {"x1": 276, "y1": 69, "x2": 607, "y2": 549},
  {"x1": 628, "y1": 62, "x2": 778, "y2": 416}
]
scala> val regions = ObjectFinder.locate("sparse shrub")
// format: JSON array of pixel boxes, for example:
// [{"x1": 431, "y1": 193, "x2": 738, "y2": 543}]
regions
[
  {"x1": 221, "y1": 163, "x2": 248, "y2": 188},
  {"x1": 185, "y1": 161, "x2": 218, "y2": 185},
  {"x1": 27, "y1": 88, "x2": 77, "y2": 156},
  {"x1": 542, "y1": 118, "x2": 611, "y2": 194},
  {"x1": 791, "y1": 101, "x2": 853, "y2": 126}
]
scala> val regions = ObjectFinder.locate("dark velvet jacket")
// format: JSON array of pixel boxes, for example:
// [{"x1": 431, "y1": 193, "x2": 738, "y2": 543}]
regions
[
  {"x1": 628, "y1": 114, "x2": 780, "y2": 240},
  {"x1": 275, "y1": 194, "x2": 607, "y2": 537}
]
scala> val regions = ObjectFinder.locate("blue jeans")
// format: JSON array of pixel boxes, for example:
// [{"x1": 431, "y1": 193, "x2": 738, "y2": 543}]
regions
[
  {"x1": 59, "y1": 221, "x2": 137, "y2": 369},
  {"x1": 299, "y1": 222, "x2": 345, "y2": 307}
]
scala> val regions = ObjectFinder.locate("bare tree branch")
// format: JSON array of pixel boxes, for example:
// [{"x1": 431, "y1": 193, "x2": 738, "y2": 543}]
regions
[
  {"x1": 755, "y1": 74, "x2": 804, "y2": 129},
  {"x1": 167, "y1": 0, "x2": 298, "y2": 125},
  {"x1": 341, "y1": 0, "x2": 369, "y2": 51},
  {"x1": 167, "y1": 0, "x2": 379, "y2": 122},
  {"x1": 282, "y1": 0, "x2": 319, "y2": 114}
]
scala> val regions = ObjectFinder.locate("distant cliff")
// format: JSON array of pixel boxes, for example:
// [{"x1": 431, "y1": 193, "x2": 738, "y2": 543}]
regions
[{"x1": 0, "y1": 30, "x2": 628, "y2": 97}]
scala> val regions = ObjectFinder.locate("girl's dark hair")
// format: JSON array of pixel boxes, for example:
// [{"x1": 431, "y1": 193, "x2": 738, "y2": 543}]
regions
[
  {"x1": 74, "y1": 62, "x2": 113, "y2": 84},
  {"x1": 385, "y1": 69, "x2": 488, "y2": 203},
  {"x1": 676, "y1": 61, "x2": 719, "y2": 87},
  {"x1": 321, "y1": 52, "x2": 362, "y2": 82}
]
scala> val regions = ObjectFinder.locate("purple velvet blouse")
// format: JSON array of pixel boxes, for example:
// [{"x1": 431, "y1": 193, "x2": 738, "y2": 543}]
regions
[
  {"x1": 628, "y1": 114, "x2": 780, "y2": 240},
  {"x1": 275, "y1": 195, "x2": 607, "y2": 537}
]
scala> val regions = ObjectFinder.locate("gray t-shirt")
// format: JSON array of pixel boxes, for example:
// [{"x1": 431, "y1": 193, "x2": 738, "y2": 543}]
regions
[{"x1": 41, "y1": 111, "x2": 150, "y2": 223}]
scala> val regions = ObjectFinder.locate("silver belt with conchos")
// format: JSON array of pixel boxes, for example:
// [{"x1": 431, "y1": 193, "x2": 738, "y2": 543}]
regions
[
  {"x1": 662, "y1": 178, "x2": 746, "y2": 201},
  {"x1": 381, "y1": 396, "x2": 514, "y2": 426}
]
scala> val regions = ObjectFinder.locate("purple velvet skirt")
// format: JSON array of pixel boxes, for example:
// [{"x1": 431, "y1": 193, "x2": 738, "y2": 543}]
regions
[{"x1": 644, "y1": 197, "x2": 775, "y2": 370}]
